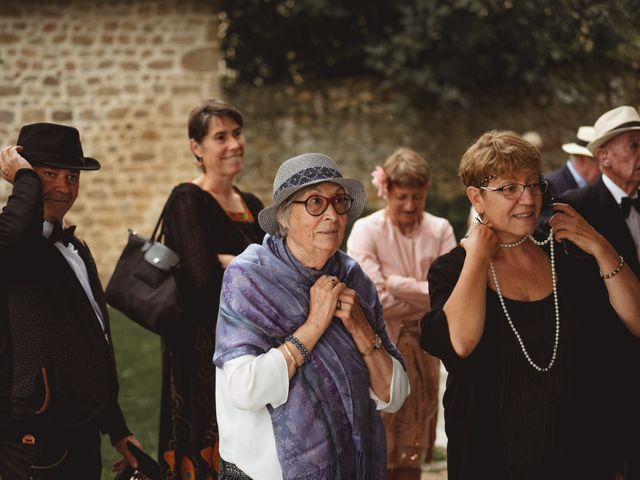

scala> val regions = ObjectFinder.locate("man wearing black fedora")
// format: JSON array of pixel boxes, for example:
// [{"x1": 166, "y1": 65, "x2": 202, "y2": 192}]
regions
[
  {"x1": 0, "y1": 123, "x2": 142, "y2": 479},
  {"x1": 562, "y1": 105, "x2": 640, "y2": 479}
]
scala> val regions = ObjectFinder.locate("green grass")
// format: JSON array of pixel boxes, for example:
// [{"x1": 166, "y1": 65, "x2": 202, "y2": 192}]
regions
[
  {"x1": 432, "y1": 445, "x2": 447, "y2": 462},
  {"x1": 100, "y1": 308, "x2": 162, "y2": 479}
]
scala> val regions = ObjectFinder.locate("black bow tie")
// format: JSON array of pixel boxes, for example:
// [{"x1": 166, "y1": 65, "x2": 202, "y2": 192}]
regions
[
  {"x1": 49, "y1": 222, "x2": 76, "y2": 246},
  {"x1": 620, "y1": 196, "x2": 640, "y2": 218}
]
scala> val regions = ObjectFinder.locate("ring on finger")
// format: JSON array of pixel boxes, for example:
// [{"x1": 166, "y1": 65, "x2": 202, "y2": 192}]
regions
[{"x1": 329, "y1": 277, "x2": 337, "y2": 287}]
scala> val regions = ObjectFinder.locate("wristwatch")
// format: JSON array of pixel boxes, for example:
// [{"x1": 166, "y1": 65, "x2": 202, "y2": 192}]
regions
[{"x1": 361, "y1": 334, "x2": 383, "y2": 357}]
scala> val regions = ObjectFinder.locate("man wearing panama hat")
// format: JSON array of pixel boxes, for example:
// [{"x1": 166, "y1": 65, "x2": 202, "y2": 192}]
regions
[
  {"x1": 545, "y1": 125, "x2": 599, "y2": 195},
  {"x1": 0, "y1": 123, "x2": 144, "y2": 479},
  {"x1": 563, "y1": 105, "x2": 640, "y2": 479}
]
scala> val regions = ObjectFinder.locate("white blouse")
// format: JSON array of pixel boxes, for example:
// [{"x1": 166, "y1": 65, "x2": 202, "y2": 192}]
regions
[{"x1": 216, "y1": 349, "x2": 409, "y2": 480}]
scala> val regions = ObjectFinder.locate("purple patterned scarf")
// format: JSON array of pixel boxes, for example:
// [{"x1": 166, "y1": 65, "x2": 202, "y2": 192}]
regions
[{"x1": 214, "y1": 235, "x2": 404, "y2": 479}]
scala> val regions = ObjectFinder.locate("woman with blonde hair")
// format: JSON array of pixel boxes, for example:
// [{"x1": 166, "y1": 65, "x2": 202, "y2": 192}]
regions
[
  {"x1": 347, "y1": 148, "x2": 456, "y2": 480},
  {"x1": 421, "y1": 130, "x2": 640, "y2": 479}
]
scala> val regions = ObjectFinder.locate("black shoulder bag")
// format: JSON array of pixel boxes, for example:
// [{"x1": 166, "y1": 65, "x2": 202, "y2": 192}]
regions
[{"x1": 105, "y1": 197, "x2": 182, "y2": 335}]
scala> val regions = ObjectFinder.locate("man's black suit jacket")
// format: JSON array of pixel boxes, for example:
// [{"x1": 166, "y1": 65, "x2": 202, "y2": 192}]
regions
[
  {"x1": 0, "y1": 169, "x2": 129, "y2": 443},
  {"x1": 563, "y1": 177, "x2": 640, "y2": 459},
  {"x1": 545, "y1": 162, "x2": 579, "y2": 196},
  {"x1": 562, "y1": 177, "x2": 639, "y2": 275}
]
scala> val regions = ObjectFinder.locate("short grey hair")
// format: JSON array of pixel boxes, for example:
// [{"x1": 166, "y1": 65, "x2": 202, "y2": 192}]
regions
[{"x1": 274, "y1": 184, "x2": 317, "y2": 237}]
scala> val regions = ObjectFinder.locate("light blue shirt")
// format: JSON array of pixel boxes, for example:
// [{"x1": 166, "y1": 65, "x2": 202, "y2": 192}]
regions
[{"x1": 566, "y1": 159, "x2": 588, "y2": 188}]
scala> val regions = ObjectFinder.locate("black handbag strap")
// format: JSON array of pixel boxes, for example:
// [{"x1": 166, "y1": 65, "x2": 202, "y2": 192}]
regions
[{"x1": 150, "y1": 192, "x2": 174, "y2": 243}]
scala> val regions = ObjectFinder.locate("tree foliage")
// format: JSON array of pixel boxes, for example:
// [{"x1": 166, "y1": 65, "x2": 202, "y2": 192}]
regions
[{"x1": 220, "y1": 0, "x2": 640, "y2": 105}]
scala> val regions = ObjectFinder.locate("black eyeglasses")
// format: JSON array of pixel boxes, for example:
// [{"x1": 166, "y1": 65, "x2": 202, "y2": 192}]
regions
[
  {"x1": 480, "y1": 179, "x2": 549, "y2": 199},
  {"x1": 291, "y1": 193, "x2": 354, "y2": 216}
]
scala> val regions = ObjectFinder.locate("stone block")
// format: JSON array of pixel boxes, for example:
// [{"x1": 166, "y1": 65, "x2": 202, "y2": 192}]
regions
[
  {"x1": 72, "y1": 35, "x2": 94, "y2": 46},
  {"x1": 206, "y1": 21, "x2": 218, "y2": 42},
  {"x1": 148, "y1": 60, "x2": 173, "y2": 69},
  {"x1": 132, "y1": 152, "x2": 154, "y2": 161},
  {"x1": 98, "y1": 60, "x2": 115, "y2": 69},
  {"x1": 108, "y1": 107, "x2": 129, "y2": 119},
  {"x1": 0, "y1": 111, "x2": 15, "y2": 123},
  {"x1": 68, "y1": 85, "x2": 84, "y2": 96},
  {"x1": 181, "y1": 47, "x2": 217, "y2": 72},
  {"x1": 97, "y1": 86, "x2": 119, "y2": 96},
  {"x1": 79, "y1": 109, "x2": 98, "y2": 120},
  {"x1": 22, "y1": 109, "x2": 45, "y2": 123},
  {"x1": 121, "y1": 61, "x2": 139, "y2": 71},
  {"x1": 52, "y1": 110, "x2": 72, "y2": 121},
  {"x1": 0, "y1": 85, "x2": 20, "y2": 96},
  {"x1": 43, "y1": 76, "x2": 60, "y2": 86},
  {"x1": 171, "y1": 85, "x2": 200, "y2": 95},
  {"x1": 0, "y1": 33, "x2": 19, "y2": 44}
]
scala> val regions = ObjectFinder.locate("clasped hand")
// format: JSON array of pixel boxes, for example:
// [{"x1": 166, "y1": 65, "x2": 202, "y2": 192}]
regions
[{"x1": 308, "y1": 275, "x2": 374, "y2": 343}]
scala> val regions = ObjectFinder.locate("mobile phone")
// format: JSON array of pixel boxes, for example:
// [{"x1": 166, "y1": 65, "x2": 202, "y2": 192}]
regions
[{"x1": 539, "y1": 182, "x2": 584, "y2": 257}]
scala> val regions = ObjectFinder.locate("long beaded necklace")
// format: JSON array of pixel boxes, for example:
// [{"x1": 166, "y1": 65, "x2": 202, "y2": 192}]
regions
[{"x1": 489, "y1": 229, "x2": 560, "y2": 372}]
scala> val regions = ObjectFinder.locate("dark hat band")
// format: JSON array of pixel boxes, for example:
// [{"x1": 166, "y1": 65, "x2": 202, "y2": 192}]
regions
[
  {"x1": 274, "y1": 166, "x2": 342, "y2": 199},
  {"x1": 607, "y1": 121, "x2": 640, "y2": 134},
  {"x1": 575, "y1": 138, "x2": 589, "y2": 147}
]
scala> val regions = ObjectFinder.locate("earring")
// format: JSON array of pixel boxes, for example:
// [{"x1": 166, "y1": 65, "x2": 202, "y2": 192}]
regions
[{"x1": 473, "y1": 215, "x2": 487, "y2": 226}]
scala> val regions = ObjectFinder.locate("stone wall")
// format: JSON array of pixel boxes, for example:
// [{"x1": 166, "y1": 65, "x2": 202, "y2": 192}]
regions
[
  {"x1": 1, "y1": 1, "x2": 636, "y2": 280},
  {"x1": 224, "y1": 81, "x2": 627, "y2": 232},
  {"x1": 0, "y1": 0, "x2": 223, "y2": 279}
]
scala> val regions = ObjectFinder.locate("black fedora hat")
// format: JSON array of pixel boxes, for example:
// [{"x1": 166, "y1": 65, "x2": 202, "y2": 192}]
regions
[{"x1": 17, "y1": 122, "x2": 100, "y2": 170}]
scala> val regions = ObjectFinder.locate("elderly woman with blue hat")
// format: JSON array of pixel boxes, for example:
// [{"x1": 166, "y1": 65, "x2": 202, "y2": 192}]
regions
[{"x1": 214, "y1": 153, "x2": 410, "y2": 479}]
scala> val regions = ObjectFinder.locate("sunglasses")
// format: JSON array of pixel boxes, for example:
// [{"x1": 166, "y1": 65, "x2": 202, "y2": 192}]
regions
[{"x1": 291, "y1": 193, "x2": 354, "y2": 216}]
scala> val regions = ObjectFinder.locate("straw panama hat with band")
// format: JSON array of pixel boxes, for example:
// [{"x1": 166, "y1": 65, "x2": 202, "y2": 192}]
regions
[
  {"x1": 562, "y1": 126, "x2": 595, "y2": 157},
  {"x1": 258, "y1": 152, "x2": 366, "y2": 236},
  {"x1": 587, "y1": 105, "x2": 640, "y2": 154}
]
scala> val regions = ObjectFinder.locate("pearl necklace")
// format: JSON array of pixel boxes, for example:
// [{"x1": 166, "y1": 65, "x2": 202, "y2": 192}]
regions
[
  {"x1": 499, "y1": 235, "x2": 529, "y2": 248},
  {"x1": 489, "y1": 229, "x2": 559, "y2": 372}
]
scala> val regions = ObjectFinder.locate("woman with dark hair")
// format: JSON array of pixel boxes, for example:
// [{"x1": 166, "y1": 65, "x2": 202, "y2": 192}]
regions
[
  {"x1": 421, "y1": 130, "x2": 640, "y2": 479},
  {"x1": 158, "y1": 99, "x2": 265, "y2": 479}
]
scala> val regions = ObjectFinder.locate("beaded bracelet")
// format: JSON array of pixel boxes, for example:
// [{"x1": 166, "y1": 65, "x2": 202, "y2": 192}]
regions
[
  {"x1": 600, "y1": 255, "x2": 625, "y2": 280},
  {"x1": 285, "y1": 335, "x2": 311, "y2": 365},
  {"x1": 282, "y1": 342, "x2": 301, "y2": 368}
]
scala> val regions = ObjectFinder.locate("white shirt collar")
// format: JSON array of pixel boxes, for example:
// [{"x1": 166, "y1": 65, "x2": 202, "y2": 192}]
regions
[
  {"x1": 601, "y1": 174, "x2": 638, "y2": 204},
  {"x1": 42, "y1": 220, "x2": 67, "y2": 239}
]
